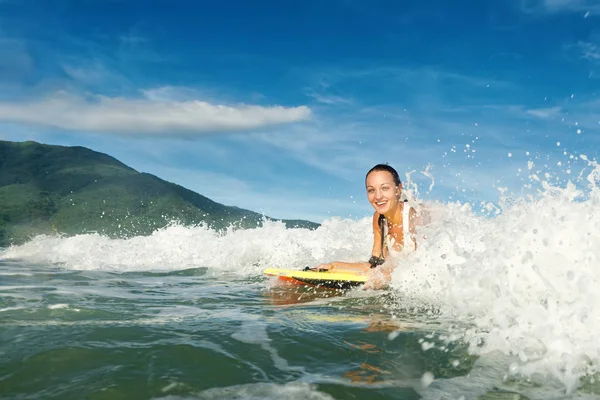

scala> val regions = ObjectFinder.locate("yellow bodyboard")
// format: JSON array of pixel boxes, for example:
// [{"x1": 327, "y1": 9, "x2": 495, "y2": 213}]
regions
[{"x1": 264, "y1": 267, "x2": 367, "y2": 289}]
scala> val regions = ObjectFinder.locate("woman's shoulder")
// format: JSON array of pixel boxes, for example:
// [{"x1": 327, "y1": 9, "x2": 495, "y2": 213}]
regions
[
  {"x1": 372, "y1": 211, "x2": 387, "y2": 221},
  {"x1": 371, "y1": 212, "x2": 386, "y2": 230},
  {"x1": 371, "y1": 211, "x2": 380, "y2": 225},
  {"x1": 405, "y1": 201, "x2": 432, "y2": 226}
]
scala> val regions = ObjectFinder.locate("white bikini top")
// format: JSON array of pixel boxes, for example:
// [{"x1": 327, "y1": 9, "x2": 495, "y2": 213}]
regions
[{"x1": 383, "y1": 202, "x2": 416, "y2": 257}]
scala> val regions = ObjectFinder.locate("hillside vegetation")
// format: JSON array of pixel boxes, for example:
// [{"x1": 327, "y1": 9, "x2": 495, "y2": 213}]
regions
[{"x1": 0, "y1": 140, "x2": 318, "y2": 247}]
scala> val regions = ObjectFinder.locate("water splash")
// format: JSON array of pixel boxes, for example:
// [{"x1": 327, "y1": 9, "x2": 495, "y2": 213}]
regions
[
  {"x1": 1, "y1": 218, "x2": 372, "y2": 274},
  {"x1": 391, "y1": 160, "x2": 600, "y2": 393}
]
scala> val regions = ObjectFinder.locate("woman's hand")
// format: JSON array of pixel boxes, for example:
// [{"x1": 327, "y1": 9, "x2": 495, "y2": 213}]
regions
[
  {"x1": 363, "y1": 264, "x2": 393, "y2": 290},
  {"x1": 363, "y1": 275, "x2": 387, "y2": 290},
  {"x1": 312, "y1": 263, "x2": 333, "y2": 271}
]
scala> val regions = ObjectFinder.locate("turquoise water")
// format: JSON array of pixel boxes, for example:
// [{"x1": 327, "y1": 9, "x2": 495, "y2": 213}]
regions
[
  {"x1": 0, "y1": 258, "x2": 481, "y2": 400},
  {"x1": 3, "y1": 176, "x2": 600, "y2": 400}
]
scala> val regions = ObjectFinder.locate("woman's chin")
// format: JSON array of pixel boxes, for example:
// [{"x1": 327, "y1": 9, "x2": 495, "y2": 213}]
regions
[{"x1": 374, "y1": 204, "x2": 389, "y2": 214}]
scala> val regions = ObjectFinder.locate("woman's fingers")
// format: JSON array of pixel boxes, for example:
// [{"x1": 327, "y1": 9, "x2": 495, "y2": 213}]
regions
[{"x1": 312, "y1": 263, "x2": 332, "y2": 271}]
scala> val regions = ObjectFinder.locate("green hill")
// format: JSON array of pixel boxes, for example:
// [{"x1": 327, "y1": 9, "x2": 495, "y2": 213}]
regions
[{"x1": 0, "y1": 140, "x2": 319, "y2": 246}]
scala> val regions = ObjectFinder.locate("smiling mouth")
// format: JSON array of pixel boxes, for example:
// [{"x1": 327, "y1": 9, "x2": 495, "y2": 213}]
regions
[{"x1": 376, "y1": 201, "x2": 387, "y2": 206}]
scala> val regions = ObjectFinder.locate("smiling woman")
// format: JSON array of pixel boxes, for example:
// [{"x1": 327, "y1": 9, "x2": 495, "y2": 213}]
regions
[{"x1": 312, "y1": 163, "x2": 427, "y2": 289}]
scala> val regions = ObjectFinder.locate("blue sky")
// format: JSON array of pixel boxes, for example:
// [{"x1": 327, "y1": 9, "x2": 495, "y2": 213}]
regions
[{"x1": 0, "y1": 0, "x2": 599, "y2": 222}]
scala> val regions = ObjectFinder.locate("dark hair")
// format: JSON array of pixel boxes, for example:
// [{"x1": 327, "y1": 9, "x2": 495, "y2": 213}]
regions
[{"x1": 366, "y1": 164, "x2": 401, "y2": 186}]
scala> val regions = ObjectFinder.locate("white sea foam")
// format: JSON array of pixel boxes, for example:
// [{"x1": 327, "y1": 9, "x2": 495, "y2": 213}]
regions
[
  {"x1": 390, "y1": 160, "x2": 600, "y2": 393},
  {"x1": 47, "y1": 303, "x2": 70, "y2": 310},
  {"x1": 231, "y1": 318, "x2": 305, "y2": 373},
  {"x1": 0, "y1": 306, "x2": 26, "y2": 312},
  {"x1": 0, "y1": 217, "x2": 371, "y2": 274},
  {"x1": 193, "y1": 382, "x2": 335, "y2": 400},
  {"x1": 0, "y1": 272, "x2": 34, "y2": 276}
]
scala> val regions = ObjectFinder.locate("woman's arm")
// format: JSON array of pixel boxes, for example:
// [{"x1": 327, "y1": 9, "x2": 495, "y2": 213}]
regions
[
  {"x1": 321, "y1": 261, "x2": 371, "y2": 273},
  {"x1": 409, "y1": 206, "x2": 419, "y2": 250},
  {"x1": 313, "y1": 213, "x2": 384, "y2": 273},
  {"x1": 410, "y1": 204, "x2": 432, "y2": 249}
]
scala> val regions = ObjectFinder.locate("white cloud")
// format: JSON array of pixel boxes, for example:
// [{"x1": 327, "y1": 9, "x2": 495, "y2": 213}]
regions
[
  {"x1": 62, "y1": 59, "x2": 127, "y2": 86},
  {"x1": 141, "y1": 86, "x2": 205, "y2": 102},
  {"x1": 311, "y1": 65, "x2": 517, "y2": 92},
  {"x1": 304, "y1": 88, "x2": 353, "y2": 105},
  {"x1": 578, "y1": 41, "x2": 600, "y2": 61},
  {"x1": 526, "y1": 106, "x2": 563, "y2": 119},
  {"x1": 0, "y1": 90, "x2": 312, "y2": 135},
  {"x1": 521, "y1": 0, "x2": 600, "y2": 14},
  {"x1": 119, "y1": 34, "x2": 147, "y2": 46}
]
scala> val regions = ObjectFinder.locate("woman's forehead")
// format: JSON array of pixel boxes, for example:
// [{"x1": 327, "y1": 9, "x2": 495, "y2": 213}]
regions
[{"x1": 366, "y1": 170, "x2": 395, "y2": 185}]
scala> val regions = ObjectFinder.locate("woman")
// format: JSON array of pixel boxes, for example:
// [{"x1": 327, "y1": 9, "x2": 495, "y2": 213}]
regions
[{"x1": 314, "y1": 164, "x2": 420, "y2": 289}]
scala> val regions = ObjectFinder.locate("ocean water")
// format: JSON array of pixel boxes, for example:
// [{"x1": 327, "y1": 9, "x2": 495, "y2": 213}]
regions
[{"x1": 2, "y1": 161, "x2": 600, "y2": 399}]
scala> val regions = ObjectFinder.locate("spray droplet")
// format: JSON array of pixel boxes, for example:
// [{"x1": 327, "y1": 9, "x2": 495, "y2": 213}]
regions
[{"x1": 421, "y1": 372, "x2": 435, "y2": 387}]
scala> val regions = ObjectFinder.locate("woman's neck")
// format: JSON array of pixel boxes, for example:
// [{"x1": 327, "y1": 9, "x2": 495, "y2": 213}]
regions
[{"x1": 383, "y1": 200, "x2": 403, "y2": 225}]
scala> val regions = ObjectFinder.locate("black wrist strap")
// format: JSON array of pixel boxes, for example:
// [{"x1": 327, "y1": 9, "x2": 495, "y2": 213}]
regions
[{"x1": 368, "y1": 256, "x2": 385, "y2": 268}]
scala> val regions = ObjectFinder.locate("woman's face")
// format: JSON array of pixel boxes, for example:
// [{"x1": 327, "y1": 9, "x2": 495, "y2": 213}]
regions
[{"x1": 365, "y1": 170, "x2": 400, "y2": 214}]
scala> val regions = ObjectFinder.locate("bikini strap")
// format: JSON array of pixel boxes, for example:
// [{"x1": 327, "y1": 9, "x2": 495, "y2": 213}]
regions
[
  {"x1": 402, "y1": 200, "x2": 412, "y2": 251},
  {"x1": 378, "y1": 213, "x2": 385, "y2": 258}
]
